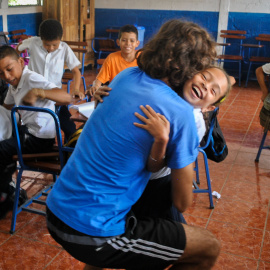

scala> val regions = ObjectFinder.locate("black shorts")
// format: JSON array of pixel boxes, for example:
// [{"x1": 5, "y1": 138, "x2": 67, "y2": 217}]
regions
[{"x1": 46, "y1": 207, "x2": 186, "y2": 270}]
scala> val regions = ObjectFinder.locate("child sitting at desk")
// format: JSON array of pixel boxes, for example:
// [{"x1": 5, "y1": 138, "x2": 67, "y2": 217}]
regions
[
  {"x1": 16, "y1": 19, "x2": 84, "y2": 140},
  {"x1": 87, "y1": 24, "x2": 140, "y2": 96},
  {"x1": 0, "y1": 46, "x2": 71, "y2": 219}
]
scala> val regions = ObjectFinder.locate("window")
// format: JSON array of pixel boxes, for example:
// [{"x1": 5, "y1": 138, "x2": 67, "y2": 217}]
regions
[{"x1": 8, "y1": 0, "x2": 43, "y2": 6}]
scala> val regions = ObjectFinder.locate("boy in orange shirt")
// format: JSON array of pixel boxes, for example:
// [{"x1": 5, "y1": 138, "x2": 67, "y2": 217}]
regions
[{"x1": 87, "y1": 25, "x2": 140, "y2": 96}]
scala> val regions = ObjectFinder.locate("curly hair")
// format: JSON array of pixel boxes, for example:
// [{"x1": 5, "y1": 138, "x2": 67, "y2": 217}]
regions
[
  {"x1": 137, "y1": 19, "x2": 216, "y2": 94},
  {"x1": 118, "y1": 25, "x2": 138, "y2": 40},
  {"x1": 0, "y1": 45, "x2": 20, "y2": 60},
  {"x1": 39, "y1": 19, "x2": 63, "y2": 41}
]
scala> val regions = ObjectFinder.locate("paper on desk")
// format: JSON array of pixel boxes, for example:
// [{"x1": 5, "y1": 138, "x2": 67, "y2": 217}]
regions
[{"x1": 70, "y1": 101, "x2": 95, "y2": 118}]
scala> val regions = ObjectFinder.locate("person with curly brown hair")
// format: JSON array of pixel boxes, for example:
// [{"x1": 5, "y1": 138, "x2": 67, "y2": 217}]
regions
[{"x1": 46, "y1": 19, "x2": 220, "y2": 270}]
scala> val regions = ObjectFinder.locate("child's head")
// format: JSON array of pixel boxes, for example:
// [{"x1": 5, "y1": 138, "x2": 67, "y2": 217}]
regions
[
  {"x1": 137, "y1": 19, "x2": 216, "y2": 93},
  {"x1": 182, "y1": 66, "x2": 233, "y2": 111},
  {"x1": 0, "y1": 45, "x2": 24, "y2": 88},
  {"x1": 39, "y1": 19, "x2": 63, "y2": 53},
  {"x1": 117, "y1": 25, "x2": 140, "y2": 55}
]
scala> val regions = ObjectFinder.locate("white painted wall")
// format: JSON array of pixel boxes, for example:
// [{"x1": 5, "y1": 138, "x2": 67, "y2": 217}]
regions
[
  {"x1": 0, "y1": 0, "x2": 42, "y2": 31},
  {"x1": 95, "y1": 0, "x2": 270, "y2": 13}
]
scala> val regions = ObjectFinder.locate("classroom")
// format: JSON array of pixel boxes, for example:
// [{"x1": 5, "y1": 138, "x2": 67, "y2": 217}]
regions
[{"x1": 0, "y1": 0, "x2": 270, "y2": 269}]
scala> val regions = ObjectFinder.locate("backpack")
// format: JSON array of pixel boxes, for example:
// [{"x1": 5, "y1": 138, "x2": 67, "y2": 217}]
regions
[
  {"x1": 200, "y1": 109, "x2": 228, "y2": 163},
  {"x1": 63, "y1": 126, "x2": 84, "y2": 163}
]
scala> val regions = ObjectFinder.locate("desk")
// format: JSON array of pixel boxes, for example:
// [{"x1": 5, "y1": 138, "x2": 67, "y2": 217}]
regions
[{"x1": 106, "y1": 28, "x2": 120, "y2": 39}]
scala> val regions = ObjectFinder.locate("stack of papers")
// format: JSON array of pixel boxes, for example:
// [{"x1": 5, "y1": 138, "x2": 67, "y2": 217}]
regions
[{"x1": 70, "y1": 101, "x2": 95, "y2": 118}]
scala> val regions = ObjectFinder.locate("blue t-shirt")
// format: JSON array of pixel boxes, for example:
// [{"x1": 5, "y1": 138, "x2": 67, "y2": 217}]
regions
[{"x1": 47, "y1": 67, "x2": 198, "y2": 237}]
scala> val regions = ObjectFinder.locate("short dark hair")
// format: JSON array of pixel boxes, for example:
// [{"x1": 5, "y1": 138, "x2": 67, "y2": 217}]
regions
[
  {"x1": 39, "y1": 19, "x2": 63, "y2": 41},
  {"x1": 0, "y1": 45, "x2": 20, "y2": 61},
  {"x1": 118, "y1": 25, "x2": 138, "y2": 40},
  {"x1": 137, "y1": 19, "x2": 216, "y2": 95}
]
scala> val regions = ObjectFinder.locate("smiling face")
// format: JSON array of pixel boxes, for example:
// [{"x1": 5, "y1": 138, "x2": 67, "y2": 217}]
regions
[
  {"x1": 117, "y1": 32, "x2": 140, "y2": 55},
  {"x1": 182, "y1": 67, "x2": 228, "y2": 110},
  {"x1": 0, "y1": 56, "x2": 24, "y2": 88},
  {"x1": 42, "y1": 39, "x2": 61, "y2": 53}
]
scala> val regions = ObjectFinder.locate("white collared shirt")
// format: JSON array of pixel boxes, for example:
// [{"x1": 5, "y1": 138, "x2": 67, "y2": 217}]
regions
[
  {"x1": 4, "y1": 66, "x2": 57, "y2": 139},
  {"x1": 18, "y1": 36, "x2": 81, "y2": 88}
]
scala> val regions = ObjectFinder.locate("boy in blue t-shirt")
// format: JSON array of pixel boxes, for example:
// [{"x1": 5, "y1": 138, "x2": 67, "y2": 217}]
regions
[{"x1": 46, "y1": 20, "x2": 223, "y2": 270}]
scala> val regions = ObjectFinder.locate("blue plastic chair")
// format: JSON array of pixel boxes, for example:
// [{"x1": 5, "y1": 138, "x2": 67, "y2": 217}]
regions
[
  {"x1": 10, "y1": 106, "x2": 74, "y2": 234},
  {"x1": 62, "y1": 41, "x2": 88, "y2": 93},
  {"x1": 193, "y1": 107, "x2": 220, "y2": 209},
  {"x1": 91, "y1": 37, "x2": 119, "y2": 60}
]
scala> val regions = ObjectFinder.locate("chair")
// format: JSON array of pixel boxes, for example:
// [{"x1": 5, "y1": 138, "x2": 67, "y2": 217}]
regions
[
  {"x1": 62, "y1": 41, "x2": 88, "y2": 93},
  {"x1": 9, "y1": 29, "x2": 29, "y2": 44},
  {"x1": 193, "y1": 107, "x2": 220, "y2": 209},
  {"x1": 216, "y1": 30, "x2": 247, "y2": 86},
  {"x1": 244, "y1": 34, "x2": 270, "y2": 87},
  {"x1": 91, "y1": 37, "x2": 119, "y2": 60},
  {"x1": 10, "y1": 106, "x2": 74, "y2": 234}
]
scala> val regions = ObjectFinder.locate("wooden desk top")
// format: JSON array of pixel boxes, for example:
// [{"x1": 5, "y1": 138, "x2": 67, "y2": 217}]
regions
[{"x1": 106, "y1": 29, "x2": 120, "y2": 33}]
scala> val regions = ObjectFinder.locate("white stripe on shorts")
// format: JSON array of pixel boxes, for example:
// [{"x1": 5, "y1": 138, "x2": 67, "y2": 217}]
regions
[{"x1": 107, "y1": 237, "x2": 184, "y2": 261}]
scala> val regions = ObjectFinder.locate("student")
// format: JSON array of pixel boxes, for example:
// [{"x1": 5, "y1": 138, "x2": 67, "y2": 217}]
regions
[
  {"x1": 0, "y1": 46, "x2": 71, "y2": 220},
  {"x1": 16, "y1": 19, "x2": 84, "y2": 139},
  {"x1": 87, "y1": 24, "x2": 140, "y2": 96},
  {"x1": 132, "y1": 66, "x2": 233, "y2": 220},
  {"x1": 46, "y1": 19, "x2": 221, "y2": 270},
  {"x1": 256, "y1": 63, "x2": 270, "y2": 101}
]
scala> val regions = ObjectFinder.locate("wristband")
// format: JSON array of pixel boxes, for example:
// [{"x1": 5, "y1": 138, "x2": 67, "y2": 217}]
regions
[{"x1": 150, "y1": 155, "x2": 165, "y2": 162}]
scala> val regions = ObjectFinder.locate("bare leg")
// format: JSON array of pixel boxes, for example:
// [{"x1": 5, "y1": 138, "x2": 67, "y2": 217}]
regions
[
  {"x1": 83, "y1": 264, "x2": 102, "y2": 270},
  {"x1": 170, "y1": 224, "x2": 220, "y2": 270}
]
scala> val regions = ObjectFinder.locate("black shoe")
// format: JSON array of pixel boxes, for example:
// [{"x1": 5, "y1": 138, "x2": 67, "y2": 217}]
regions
[{"x1": 8, "y1": 181, "x2": 28, "y2": 206}]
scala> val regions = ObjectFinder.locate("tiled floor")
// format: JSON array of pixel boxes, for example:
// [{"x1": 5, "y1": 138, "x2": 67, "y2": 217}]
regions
[{"x1": 0, "y1": 70, "x2": 270, "y2": 270}]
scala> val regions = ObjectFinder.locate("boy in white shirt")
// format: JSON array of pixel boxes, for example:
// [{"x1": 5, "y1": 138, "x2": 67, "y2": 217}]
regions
[
  {"x1": 16, "y1": 19, "x2": 84, "y2": 139},
  {"x1": 0, "y1": 46, "x2": 72, "y2": 219}
]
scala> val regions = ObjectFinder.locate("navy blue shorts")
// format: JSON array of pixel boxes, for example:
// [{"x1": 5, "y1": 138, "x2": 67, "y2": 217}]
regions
[{"x1": 46, "y1": 207, "x2": 186, "y2": 270}]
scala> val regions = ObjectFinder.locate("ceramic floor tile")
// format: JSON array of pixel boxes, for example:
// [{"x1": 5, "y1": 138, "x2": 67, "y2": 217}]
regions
[
  {"x1": 207, "y1": 220, "x2": 263, "y2": 259},
  {"x1": 266, "y1": 214, "x2": 270, "y2": 232},
  {"x1": 227, "y1": 164, "x2": 270, "y2": 186},
  {"x1": 182, "y1": 214, "x2": 208, "y2": 228},
  {"x1": 258, "y1": 261, "x2": 270, "y2": 270},
  {"x1": 211, "y1": 198, "x2": 268, "y2": 229},
  {"x1": 222, "y1": 129, "x2": 246, "y2": 142},
  {"x1": 16, "y1": 215, "x2": 60, "y2": 247},
  {"x1": 0, "y1": 211, "x2": 37, "y2": 233},
  {"x1": 0, "y1": 235, "x2": 61, "y2": 270},
  {"x1": 213, "y1": 252, "x2": 258, "y2": 270},
  {"x1": 261, "y1": 230, "x2": 270, "y2": 262},
  {"x1": 184, "y1": 194, "x2": 215, "y2": 218},
  {"x1": 235, "y1": 151, "x2": 270, "y2": 170},
  {"x1": 0, "y1": 231, "x2": 11, "y2": 245},
  {"x1": 221, "y1": 178, "x2": 270, "y2": 205},
  {"x1": 44, "y1": 250, "x2": 85, "y2": 270}
]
